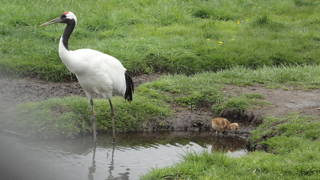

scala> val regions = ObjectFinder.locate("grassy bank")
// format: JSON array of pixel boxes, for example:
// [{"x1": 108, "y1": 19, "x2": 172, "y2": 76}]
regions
[
  {"x1": 1, "y1": 0, "x2": 320, "y2": 81},
  {"x1": 142, "y1": 114, "x2": 320, "y2": 179},
  {"x1": 141, "y1": 65, "x2": 320, "y2": 179},
  {"x1": 14, "y1": 65, "x2": 320, "y2": 138}
]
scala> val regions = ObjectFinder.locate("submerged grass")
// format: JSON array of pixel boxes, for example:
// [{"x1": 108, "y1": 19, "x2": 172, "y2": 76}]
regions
[
  {"x1": 1, "y1": 0, "x2": 320, "y2": 80},
  {"x1": 142, "y1": 114, "x2": 320, "y2": 179}
]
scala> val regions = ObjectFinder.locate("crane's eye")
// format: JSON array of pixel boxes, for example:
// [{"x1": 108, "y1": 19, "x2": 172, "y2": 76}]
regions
[{"x1": 61, "y1": 14, "x2": 66, "y2": 19}]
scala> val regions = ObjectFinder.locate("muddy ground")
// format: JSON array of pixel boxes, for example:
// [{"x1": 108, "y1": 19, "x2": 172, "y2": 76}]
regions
[
  {"x1": 223, "y1": 85, "x2": 320, "y2": 117},
  {"x1": 0, "y1": 73, "x2": 162, "y2": 107},
  {"x1": 1, "y1": 75, "x2": 320, "y2": 138}
]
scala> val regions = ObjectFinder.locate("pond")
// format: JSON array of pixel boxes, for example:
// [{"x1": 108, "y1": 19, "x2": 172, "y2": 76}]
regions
[{"x1": 0, "y1": 132, "x2": 247, "y2": 180}]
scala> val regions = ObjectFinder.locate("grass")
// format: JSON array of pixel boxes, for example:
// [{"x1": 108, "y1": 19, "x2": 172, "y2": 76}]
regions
[
  {"x1": 2, "y1": 0, "x2": 320, "y2": 81},
  {"x1": 212, "y1": 93, "x2": 269, "y2": 114},
  {"x1": 142, "y1": 114, "x2": 320, "y2": 179},
  {"x1": 206, "y1": 65, "x2": 320, "y2": 89}
]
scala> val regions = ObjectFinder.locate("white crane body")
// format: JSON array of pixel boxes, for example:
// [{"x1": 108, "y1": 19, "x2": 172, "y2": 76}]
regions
[
  {"x1": 59, "y1": 38, "x2": 127, "y2": 99},
  {"x1": 41, "y1": 11, "x2": 134, "y2": 142}
]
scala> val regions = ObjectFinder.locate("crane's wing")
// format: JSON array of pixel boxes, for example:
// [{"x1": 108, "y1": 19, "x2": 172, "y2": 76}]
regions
[{"x1": 70, "y1": 48, "x2": 128, "y2": 97}]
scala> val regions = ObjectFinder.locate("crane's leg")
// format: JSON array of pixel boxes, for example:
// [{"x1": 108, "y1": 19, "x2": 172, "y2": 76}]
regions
[
  {"x1": 108, "y1": 99, "x2": 116, "y2": 142},
  {"x1": 88, "y1": 142, "x2": 96, "y2": 179},
  {"x1": 90, "y1": 98, "x2": 97, "y2": 142}
]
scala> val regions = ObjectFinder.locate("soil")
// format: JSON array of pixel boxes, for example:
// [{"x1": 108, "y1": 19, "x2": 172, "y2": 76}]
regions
[
  {"x1": 0, "y1": 73, "x2": 162, "y2": 107},
  {"x1": 223, "y1": 85, "x2": 320, "y2": 117}
]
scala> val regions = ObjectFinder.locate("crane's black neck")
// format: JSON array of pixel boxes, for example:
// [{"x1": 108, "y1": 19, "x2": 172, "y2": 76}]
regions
[{"x1": 62, "y1": 20, "x2": 76, "y2": 50}]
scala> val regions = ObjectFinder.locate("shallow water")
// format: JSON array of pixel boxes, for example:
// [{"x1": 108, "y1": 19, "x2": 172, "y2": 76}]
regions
[{"x1": 0, "y1": 132, "x2": 247, "y2": 180}]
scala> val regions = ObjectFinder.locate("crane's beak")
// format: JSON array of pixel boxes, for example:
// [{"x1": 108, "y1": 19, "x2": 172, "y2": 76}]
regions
[{"x1": 40, "y1": 17, "x2": 62, "y2": 27}]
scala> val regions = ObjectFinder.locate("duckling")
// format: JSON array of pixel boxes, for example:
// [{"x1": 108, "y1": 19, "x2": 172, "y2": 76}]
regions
[{"x1": 229, "y1": 123, "x2": 240, "y2": 131}]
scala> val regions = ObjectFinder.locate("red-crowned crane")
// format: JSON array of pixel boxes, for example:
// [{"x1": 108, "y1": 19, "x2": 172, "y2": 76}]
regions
[{"x1": 40, "y1": 12, "x2": 134, "y2": 142}]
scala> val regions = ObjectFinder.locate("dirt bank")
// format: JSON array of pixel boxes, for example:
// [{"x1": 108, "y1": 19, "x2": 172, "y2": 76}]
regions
[
  {"x1": 2, "y1": 76, "x2": 320, "y2": 139},
  {"x1": 149, "y1": 85, "x2": 320, "y2": 138}
]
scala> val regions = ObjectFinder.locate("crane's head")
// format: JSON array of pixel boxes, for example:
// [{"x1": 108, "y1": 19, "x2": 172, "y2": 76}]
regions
[{"x1": 40, "y1": 11, "x2": 77, "y2": 27}]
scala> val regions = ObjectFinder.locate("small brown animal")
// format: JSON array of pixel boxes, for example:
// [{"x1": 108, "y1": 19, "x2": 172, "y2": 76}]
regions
[
  {"x1": 229, "y1": 123, "x2": 240, "y2": 131},
  {"x1": 211, "y1": 117, "x2": 231, "y2": 134},
  {"x1": 211, "y1": 118, "x2": 240, "y2": 134}
]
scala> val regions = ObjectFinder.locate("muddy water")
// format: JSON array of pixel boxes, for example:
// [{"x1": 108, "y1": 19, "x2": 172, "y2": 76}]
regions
[{"x1": 0, "y1": 132, "x2": 247, "y2": 180}]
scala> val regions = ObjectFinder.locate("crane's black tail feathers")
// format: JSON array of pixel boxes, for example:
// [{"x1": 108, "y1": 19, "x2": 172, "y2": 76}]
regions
[{"x1": 124, "y1": 71, "x2": 134, "y2": 101}]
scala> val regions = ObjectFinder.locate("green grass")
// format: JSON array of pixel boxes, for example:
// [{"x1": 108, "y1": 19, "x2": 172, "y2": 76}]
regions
[
  {"x1": 204, "y1": 65, "x2": 320, "y2": 89},
  {"x1": 212, "y1": 93, "x2": 269, "y2": 114},
  {"x1": 1, "y1": 0, "x2": 320, "y2": 81},
  {"x1": 142, "y1": 114, "x2": 320, "y2": 179}
]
